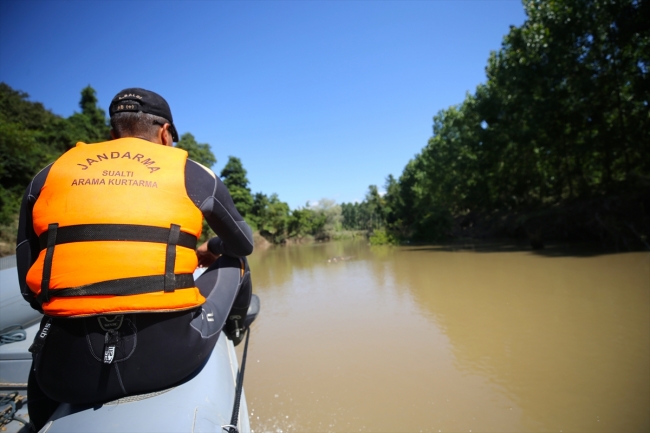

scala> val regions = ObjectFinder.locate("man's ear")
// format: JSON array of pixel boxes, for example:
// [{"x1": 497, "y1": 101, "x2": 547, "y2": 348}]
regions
[{"x1": 160, "y1": 123, "x2": 174, "y2": 147}]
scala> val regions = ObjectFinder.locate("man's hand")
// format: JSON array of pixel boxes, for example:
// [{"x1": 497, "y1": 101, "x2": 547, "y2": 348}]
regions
[{"x1": 196, "y1": 240, "x2": 220, "y2": 268}]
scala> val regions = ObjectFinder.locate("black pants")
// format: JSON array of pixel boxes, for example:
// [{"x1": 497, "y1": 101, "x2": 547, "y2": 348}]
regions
[{"x1": 28, "y1": 256, "x2": 252, "y2": 429}]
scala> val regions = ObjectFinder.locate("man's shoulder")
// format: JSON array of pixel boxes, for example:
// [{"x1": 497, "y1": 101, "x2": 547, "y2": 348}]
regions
[
  {"x1": 28, "y1": 163, "x2": 55, "y2": 198},
  {"x1": 185, "y1": 159, "x2": 217, "y2": 181}
]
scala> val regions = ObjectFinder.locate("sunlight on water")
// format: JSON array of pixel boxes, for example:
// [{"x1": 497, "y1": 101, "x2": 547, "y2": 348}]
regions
[{"x1": 243, "y1": 241, "x2": 650, "y2": 432}]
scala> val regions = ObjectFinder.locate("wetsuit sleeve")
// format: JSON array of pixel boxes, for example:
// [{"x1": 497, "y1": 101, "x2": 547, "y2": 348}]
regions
[
  {"x1": 15, "y1": 164, "x2": 53, "y2": 312},
  {"x1": 184, "y1": 159, "x2": 254, "y2": 257}
]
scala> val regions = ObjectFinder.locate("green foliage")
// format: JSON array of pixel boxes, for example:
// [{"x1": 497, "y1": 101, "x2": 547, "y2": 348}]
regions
[
  {"x1": 0, "y1": 83, "x2": 59, "y2": 129},
  {"x1": 0, "y1": 84, "x2": 63, "y2": 225},
  {"x1": 309, "y1": 199, "x2": 342, "y2": 236},
  {"x1": 249, "y1": 192, "x2": 289, "y2": 243},
  {"x1": 347, "y1": 0, "x2": 650, "y2": 244},
  {"x1": 287, "y1": 207, "x2": 327, "y2": 238},
  {"x1": 368, "y1": 228, "x2": 397, "y2": 246},
  {"x1": 176, "y1": 133, "x2": 217, "y2": 168},
  {"x1": 248, "y1": 194, "x2": 339, "y2": 243},
  {"x1": 220, "y1": 156, "x2": 254, "y2": 217},
  {"x1": 248, "y1": 194, "x2": 343, "y2": 243},
  {"x1": 0, "y1": 123, "x2": 44, "y2": 223},
  {"x1": 341, "y1": 188, "x2": 385, "y2": 232},
  {"x1": 471, "y1": 0, "x2": 650, "y2": 201},
  {"x1": 0, "y1": 84, "x2": 114, "y2": 227},
  {"x1": 67, "y1": 85, "x2": 110, "y2": 144},
  {"x1": 411, "y1": 205, "x2": 453, "y2": 242}
]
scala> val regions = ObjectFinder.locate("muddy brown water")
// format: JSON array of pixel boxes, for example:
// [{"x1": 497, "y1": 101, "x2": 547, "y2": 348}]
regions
[{"x1": 241, "y1": 240, "x2": 649, "y2": 432}]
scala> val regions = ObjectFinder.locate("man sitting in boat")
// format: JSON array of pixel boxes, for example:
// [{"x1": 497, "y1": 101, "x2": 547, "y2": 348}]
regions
[{"x1": 15, "y1": 88, "x2": 254, "y2": 430}]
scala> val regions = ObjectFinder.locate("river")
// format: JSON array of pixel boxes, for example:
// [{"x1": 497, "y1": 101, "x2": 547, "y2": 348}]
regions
[{"x1": 241, "y1": 240, "x2": 649, "y2": 432}]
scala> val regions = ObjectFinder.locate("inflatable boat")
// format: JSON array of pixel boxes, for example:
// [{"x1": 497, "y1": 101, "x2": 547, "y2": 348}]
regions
[{"x1": 0, "y1": 255, "x2": 257, "y2": 433}]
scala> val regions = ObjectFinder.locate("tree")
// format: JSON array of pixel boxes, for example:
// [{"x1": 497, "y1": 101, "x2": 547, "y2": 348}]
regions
[
  {"x1": 341, "y1": 202, "x2": 359, "y2": 230},
  {"x1": 220, "y1": 156, "x2": 254, "y2": 217},
  {"x1": 287, "y1": 207, "x2": 327, "y2": 239},
  {"x1": 250, "y1": 192, "x2": 291, "y2": 243},
  {"x1": 310, "y1": 199, "x2": 342, "y2": 237},
  {"x1": 0, "y1": 84, "x2": 61, "y2": 225},
  {"x1": 176, "y1": 133, "x2": 216, "y2": 168},
  {"x1": 381, "y1": 0, "x2": 649, "y2": 243},
  {"x1": 66, "y1": 85, "x2": 110, "y2": 144}
]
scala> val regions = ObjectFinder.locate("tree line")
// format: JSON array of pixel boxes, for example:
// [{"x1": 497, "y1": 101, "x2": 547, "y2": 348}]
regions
[
  {"x1": 0, "y1": 84, "x2": 110, "y2": 228},
  {"x1": 0, "y1": 83, "x2": 344, "y2": 253},
  {"x1": 213, "y1": 155, "x2": 348, "y2": 244},
  {"x1": 342, "y1": 0, "x2": 649, "y2": 248}
]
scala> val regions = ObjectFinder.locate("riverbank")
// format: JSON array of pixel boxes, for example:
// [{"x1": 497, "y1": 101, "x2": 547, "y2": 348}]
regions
[
  {"x1": 2, "y1": 192, "x2": 646, "y2": 259},
  {"x1": 335, "y1": 191, "x2": 650, "y2": 251},
  {"x1": 255, "y1": 229, "x2": 367, "y2": 248},
  {"x1": 450, "y1": 191, "x2": 650, "y2": 251}
]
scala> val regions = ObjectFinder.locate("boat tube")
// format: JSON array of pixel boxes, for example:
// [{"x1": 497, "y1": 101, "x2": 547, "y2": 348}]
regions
[{"x1": 0, "y1": 256, "x2": 258, "y2": 433}]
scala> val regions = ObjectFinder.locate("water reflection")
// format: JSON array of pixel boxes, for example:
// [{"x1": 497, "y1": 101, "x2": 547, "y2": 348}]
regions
[
  {"x1": 386, "y1": 246, "x2": 650, "y2": 432},
  {"x1": 247, "y1": 241, "x2": 373, "y2": 294},
  {"x1": 244, "y1": 241, "x2": 650, "y2": 432}
]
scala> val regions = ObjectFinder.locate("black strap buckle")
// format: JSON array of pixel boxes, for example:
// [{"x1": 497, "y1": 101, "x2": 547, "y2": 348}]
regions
[{"x1": 28, "y1": 318, "x2": 53, "y2": 354}]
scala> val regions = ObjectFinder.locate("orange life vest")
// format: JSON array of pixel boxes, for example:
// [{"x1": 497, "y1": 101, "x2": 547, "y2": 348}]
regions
[{"x1": 26, "y1": 138, "x2": 205, "y2": 317}]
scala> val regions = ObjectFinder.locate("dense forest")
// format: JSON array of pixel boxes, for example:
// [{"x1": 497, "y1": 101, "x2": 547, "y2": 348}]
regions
[
  {"x1": 343, "y1": 0, "x2": 649, "y2": 249},
  {"x1": 1, "y1": 0, "x2": 648, "y2": 255}
]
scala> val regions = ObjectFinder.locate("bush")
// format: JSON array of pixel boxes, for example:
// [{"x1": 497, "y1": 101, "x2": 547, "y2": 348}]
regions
[{"x1": 368, "y1": 228, "x2": 398, "y2": 245}]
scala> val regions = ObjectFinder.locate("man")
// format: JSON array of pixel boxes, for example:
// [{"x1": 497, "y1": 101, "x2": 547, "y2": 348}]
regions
[{"x1": 15, "y1": 88, "x2": 254, "y2": 429}]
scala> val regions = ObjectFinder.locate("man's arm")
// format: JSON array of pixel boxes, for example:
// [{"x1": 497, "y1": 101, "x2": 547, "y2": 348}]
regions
[
  {"x1": 15, "y1": 164, "x2": 53, "y2": 311},
  {"x1": 184, "y1": 159, "x2": 254, "y2": 259}
]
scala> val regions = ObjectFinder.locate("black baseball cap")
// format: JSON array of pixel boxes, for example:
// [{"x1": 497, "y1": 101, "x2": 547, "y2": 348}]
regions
[{"x1": 109, "y1": 88, "x2": 179, "y2": 142}]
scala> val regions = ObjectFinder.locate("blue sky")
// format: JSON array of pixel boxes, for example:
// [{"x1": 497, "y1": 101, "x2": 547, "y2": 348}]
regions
[{"x1": 0, "y1": 0, "x2": 526, "y2": 209}]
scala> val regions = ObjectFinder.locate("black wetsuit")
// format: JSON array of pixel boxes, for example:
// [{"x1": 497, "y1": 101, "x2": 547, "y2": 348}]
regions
[{"x1": 16, "y1": 158, "x2": 254, "y2": 427}]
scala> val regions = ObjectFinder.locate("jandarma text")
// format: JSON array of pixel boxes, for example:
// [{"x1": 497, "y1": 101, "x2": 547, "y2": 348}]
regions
[{"x1": 76, "y1": 151, "x2": 161, "y2": 173}]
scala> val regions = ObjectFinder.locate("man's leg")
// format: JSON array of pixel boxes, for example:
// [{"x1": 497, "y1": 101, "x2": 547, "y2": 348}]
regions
[
  {"x1": 223, "y1": 258, "x2": 252, "y2": 341},
  {"x1": 194, "y1": 256, "x2": 252, "y2": 341},
  {"x1": 27, "y1": 367, "x2": 59, "y2": 431}
]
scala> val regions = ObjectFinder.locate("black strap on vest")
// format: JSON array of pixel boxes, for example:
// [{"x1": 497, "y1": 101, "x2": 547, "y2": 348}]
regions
[
  {"x1": 40, "y1": 223, "x2": 59, "y2": 303},
  {"x1": 37, "y1": 274, "x2": 195, "y2": 302},
  {"x1": 38, "y1": 224, "x2": 197, "y2": 251},
  {"x1": 164, "y1": 224, "x2": 181, "y2": 292},
  {"x1": 37, "y1": 223, "x2": 196, "y2": 305}
]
